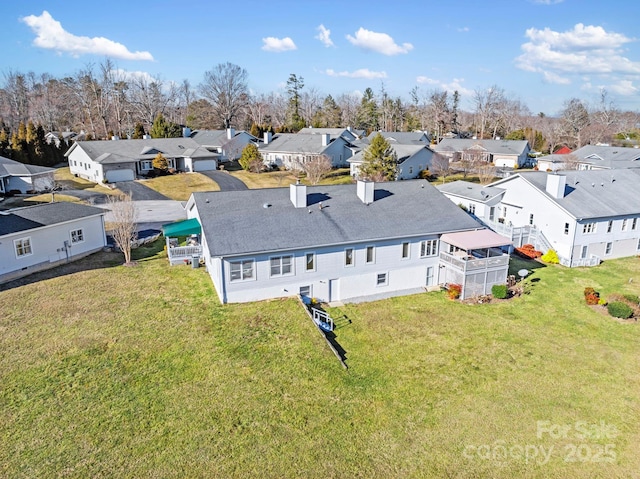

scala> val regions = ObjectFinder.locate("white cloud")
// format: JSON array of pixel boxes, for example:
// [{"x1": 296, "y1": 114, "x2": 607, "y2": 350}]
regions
[
  {"x1": 416, "y1": 76, "x2": 439, "y2": 85},
  {"x1": 346, "y1": 28, "x2": 413, "y2": 55},
  {"x1": 316, "y1": 24, "x2": 334, "y2": 47},
  {"x1": 457, "y1": 27, "x2": 470, "y2": 33},
  {"x1": 21, "y1": 11, "x2": 153, "y2": 61},
  {"x1": 516, "y1": 24, "x2": 640, "y2": 76},
  {"x1": 608, "y1": 80, "x2": 639, "y2": 96},
  {"x1": 325, "y1": 68, "x2": 387, "y2": 79},
  {"x1": 417, "y1": 76, "x2": 473, "y2": 97},
  {"x1": 111, "y1": 68, "x2": 155, "y2": 84},
  {"x1": 261, "y1": 36, "x2": 297, "y2": 52},
  {"x1": 542, "y1": 71, "x2": 571, "y2": 85}
]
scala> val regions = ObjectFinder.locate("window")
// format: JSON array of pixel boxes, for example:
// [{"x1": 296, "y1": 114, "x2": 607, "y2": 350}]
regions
[
  {"x1": 468, "y1": 204, "x2": 476, "y2": 215},
  {"x1": 141, "y1": 160, "x2": 153, "y2": 170},
  {"x1": 270, "y1": 255, "x2": 293, "y2": 276},
  {"x1": 401, "y1": 242, "x2": 410, "y2": 259},
  {"x1": 345, "y1": 248, "x2": 354, "y2": 267},
  {"x1": 420, "y1": 239, "x2": 438, "y2": 257},
  {"x1": 607, "y1": 220, "x2": 613, "y2": 233},
  {"x1": 299, "y1": 285, "x2": 311, "y2": 297},
  {"x1": 376, "y1": 273, "x2": 388, "y2": 286},
  {"x1": 70, "y1": 229, "x2": 84, "y2": 244},
  {"x1": 489, "y1": 207, "x2": 495, "y2": 222},
  {"x1": 637, "y1": 238, "x2": 640, "y2": 251},
  {"x1": 622, "y1": 219, "x2": 628, "y2": 231},
  {"x1": 408, "y1": 166, "x2": 413, "y2": 175},
  {"x1": 583, "y1": 223, "x2": 596, "y2": 234},
  {"x1": 581, "y1": 246, "x2": 588, "y2": 259},
  {"x1": 366, "y1": 246, "x2": 375, "y2": 264},
  {"x1": 305, "y1": 253, "x2": 315, "y2": 272},
  {"x1": 230, "y1": 259, "x2": 254, "y2": 281},
  {"x1": 632, "y1": 218, "x2": 637, "y2": 230},
  {"x1": 529, "y1": 213, "x2": 534, "y2": 226},
  {"x1": 564, "y1": 223, "x2": 570, "y2": 235},
  {"x1": 605, "y1": 242, "x2": 612, "y2": 256},
  {"x1": 14, "y1": 238, "x2": 32, "y2": 257},
  {"x1": 503, "y1": 207, "x2": 507, "y2": 218}
]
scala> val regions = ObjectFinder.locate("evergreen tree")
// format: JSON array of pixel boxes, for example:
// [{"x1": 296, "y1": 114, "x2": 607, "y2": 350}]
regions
[
  {"x1": 286, "y1": 74, "x2": 305, "y2": 131},
  {"x1": 150, "y1": 114, "x2": 182, "y2": 138},
  {"x1": 239, "y1": 143, "x2": 264, "y2": 173},
  {"x1": 356, "y1": 88, "x2": 378, "y2": 133},
  {"x1": 132, "y1": 123, "x2": 146, "y2": 139},
  {"x1": 153, "y1": 152, "x2": 169, "y2": 171},
  {"x1": 359, "y1": 133, "x2": 397, "y2": 181}
]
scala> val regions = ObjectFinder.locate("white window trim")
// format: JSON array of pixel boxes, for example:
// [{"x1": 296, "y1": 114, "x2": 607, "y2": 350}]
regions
[
  {"x1": 401, "y1": 242, "x2": 410, "y2": 260},
  {"x1": 305, "y1": 252, "x2": 316, "y2": 272},
  {"x1": 365, "y1": 245, "x2": 375, "y2": 264},
  {"x1": 621, "y1": 219, "x2": 628, "y2": 231},
  {"x1": 14, "y1": 237, "x2": 33, "y2": 258},
  {"x1": 344, "y1": 248, "x2": 354, "y2": 267},
  {"x1": 70, "y1": 228, "x2": 84, "y2": 244},
  {"x1": 605, "y1": 242, "x2": 613, "y2": 256},
  {"x1": 229, "y1": 259, "x2": 255, "y2": 282},
  {"x1": 582, "y1": 223, "x2": 596, "y2": 234},
  {"x1": 269, "y1": 255, "x2": 294, "y2": 277},
  {"x1": 420, "y1": 239, "x2": 438, "y2": 258}
]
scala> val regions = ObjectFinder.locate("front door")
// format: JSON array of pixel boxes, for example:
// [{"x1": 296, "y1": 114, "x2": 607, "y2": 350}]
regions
[
  {"x1": 426, "y1": 266, "x2": 434, "y2": 286},
  {"x1": 329, "y1": 279, "x2": 339, "y2": 302}
]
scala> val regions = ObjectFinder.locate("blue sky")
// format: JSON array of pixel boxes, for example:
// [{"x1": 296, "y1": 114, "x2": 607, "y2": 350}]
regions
[{"x1": 2, "y1": 0, "x2": 640, "y2": 116}]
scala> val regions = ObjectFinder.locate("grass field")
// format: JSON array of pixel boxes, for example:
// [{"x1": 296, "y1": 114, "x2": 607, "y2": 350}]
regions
[
  {"x1": 138, "y1": 173, "x2": 220, "y2": 201},
  {"x1": 1, "y1": 244, "x2": 639, "y2": 478}
]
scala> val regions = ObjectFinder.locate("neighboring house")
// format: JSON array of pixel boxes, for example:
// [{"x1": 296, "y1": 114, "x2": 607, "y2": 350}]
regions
[
  {"x1": 184, "y1": 179, "x2": 511, "y2": 303},
  {"x1": 259, "y1": 132, "x2": 353, "y2": 169},
  {"x1": 433, "y1": 139, "x2": 531, "y2": 168},
  {"x1": 189, "y1": 128, "x2": 258, "y2": 162},
  {"x1": 348, "y1": 144, "x2": 433, "y2": 180},
  {"x1": 367, "y1": 130, "x2": 432, "y2": 145},
  {"x1": 0, "y1": 156, "x2": 55, "y2": 194},
  {"x1": 487, "y1": 170, "x2": 640, "y2": 266},
  {"x1": 65, "y1": 138, "x2": 219, "y2": 183},
  {"x1": 537, "y1": 145, "x2": 640, "y2": 172},
  {"x1": 298, "y1": 127, "x2": 364, "y2": 142},
  {"x1": 0, "y1": 202, "x2": 107, "y2": 283},
  {"x1": 46, "y1": 130, "x2": 85, "y2": 147},
  {"x1": 437, "y1": 181, "x2": 506, "y2": 224}
]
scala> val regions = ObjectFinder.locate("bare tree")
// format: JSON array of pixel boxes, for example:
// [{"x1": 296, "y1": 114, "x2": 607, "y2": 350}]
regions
[
  {"x1": 431, "y1": 152, "x2": 454, "y2": 183},
  {"x1": 336, "y1": 92, "x2": 359, "y2": 128},
  {"x1": 560, "y1": 98, "x2": 590, "y2": 149},
  {"x1": 300, "y1": 154, "x2": 332, "y2": 185},
  {"x1": 199, "y1": 62, "x2": 249, "y2": 129},
  {"x1": 108, "y1": 193, "x2": 138, "y2": 265},
  {"x1": 477, "y1": 163, "x2": 497, "y2": 184},
  {"x1": 561, "y1": 153, "x2": 581, "y2": 170}
]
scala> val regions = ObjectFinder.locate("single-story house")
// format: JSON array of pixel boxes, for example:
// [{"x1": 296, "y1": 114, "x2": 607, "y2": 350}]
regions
[
  {"x1": 259, "y1": 132, "x2": 353, "y2": 169},
  {"x1": 45, "y1": 130, "x2": 85, "y2": 147},
  {"x1": 488, "y1": 170, "x2": 640, "y2": 266},
  {"x1": 65, "y1": 137, "x2": 219, "y2": 183},
  {"x1": 348, "y1": 144, "x2": 434, "y2": 180},
  {"x1": 189, "y1": 128, "x2": 258, "y2": 162},
  {"x1": 433, "y1": 139, "x2": 531, "y2": 168},
  {"x1": 184, "y1": 179, "x2": 511, "y2": 303},
  {"x1": 437, "y1": 180, "x2": 506, "y2": 224},
  {"x1": 536, "y1": 145, "x2": 640, "y2": 172},
  {"x1": 0, "y1": 202, "x2": 107, "y2": 283},
  {"x1": 0, "y1": 156, "x2": 55, "y2": 194},
  {"x1": 298, "y1": 127, "x2": 364, "y2": 142},
  {"x1": 367, "y1": 130, "x2": 432, "y2": 145}
]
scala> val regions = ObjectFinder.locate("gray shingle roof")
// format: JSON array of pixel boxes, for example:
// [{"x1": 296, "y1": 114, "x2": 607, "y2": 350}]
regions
[
  {"x1": 0, "y1": 202, "x2": 105, "y2": 236},
  {"x1": 433, "y1": 139, "x2": 529, "y2": 155},
  {"x1": 569, "y1": 145, "x2": 640, "y2": 169},
  {"x1": 67, "y1": 138, "x2": 214, "y2": 164},
  {"x1": 0, "y1": 156, "x2": 54, "y2": 177},
  {"x1": 437, "y1": 180, "x2": 505, "y2": 202},
  {"x1": 347, "y1": 144, "x2": 428, "y2": 164},
  {"x1": 498, "y1": 170, "x2": 640, "y2": 219},
  {"x1": 260, "y1": 134, "x2": 345, "y2": 154},
  {"x1": 367, "y1": 131, "x2": 430, "y2": 144},
  {"x1": 192, "y1": 180, "x2": 483, "y2": 257}
]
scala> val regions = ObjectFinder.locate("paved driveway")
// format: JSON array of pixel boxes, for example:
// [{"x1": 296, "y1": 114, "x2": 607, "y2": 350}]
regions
[
  {"x1": 200, "y1": 171, "x2": 248, "y2": 191},
  {"x1": 114, "y1": 180, "x2": 170, "y2": 200}
]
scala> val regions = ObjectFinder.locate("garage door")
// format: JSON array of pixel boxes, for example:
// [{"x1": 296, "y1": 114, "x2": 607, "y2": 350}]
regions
[
  {"x1": 193, "y1": 160, "x2": 217, "y2": 172},
  {"x1": 106, "y1": 169, "x2": 135, "y2": 182}
]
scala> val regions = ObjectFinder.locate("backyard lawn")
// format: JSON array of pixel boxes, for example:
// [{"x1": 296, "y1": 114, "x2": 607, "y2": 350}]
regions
[
  {"x1": 138, "y1": 173, "x2": 220, "y2": 201},
  {"x1": 1, "y1": 244, "x2": 639, "y2": 478}
]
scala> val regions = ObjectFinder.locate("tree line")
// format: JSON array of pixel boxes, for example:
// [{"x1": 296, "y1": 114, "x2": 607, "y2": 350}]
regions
[{"x1": 2, "y1": 60, "x2": 640, "y2": 165}]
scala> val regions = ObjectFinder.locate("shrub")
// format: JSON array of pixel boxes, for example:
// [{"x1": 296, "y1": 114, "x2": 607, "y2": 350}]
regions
[
  {"x1": 418, "y1": 169, "x2": 431, "y2": 179},
  {"x1": 623, "y1": 294, "x2": 640, "y2": 304},
  {"x1": 585, "y1": 293, "x2": 600, "y2": 305},
  {"x1": 598, "y1": 298, "x2": 608, "y2": 306},
  {"x1": 492, "y1": 284, "x2": 509, "y2": 299},
  {"x1": 541, "y1": 249, "x2": 559, "y2": 264},
  {"x1": 515, "y1": 244, "x2": 542, "y2": 259},
  {"x1": 447, "y1": 283, "x2": 462, "y2": 300},
  {"x1": 583, "y1": 287, "x2": 596, "y2": 297},
  {"x1": 607, "y1": 301, "x2": 633, "y2": 319}
]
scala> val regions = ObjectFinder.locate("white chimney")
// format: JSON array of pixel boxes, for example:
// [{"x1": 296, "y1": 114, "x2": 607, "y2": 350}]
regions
[
  {"x1": 321, "y1": 133, "x2": 330, "y2": 147},
  {"x1": 143, "y1": 134, "x2": 151, "y2": 140},
  {"x1": 264, "y1": 131, "x2": 272, "y2": 145},
  {"x1": 290, "y1": 180, "x2": 307, "y2": 208},
  {"x1": 182, "y1": 127, "x2": 191, "y2": 138},
  {"x1": 546, "y1": 173, "x2": 567, "y2": 199},
  {"x1": 226, "y1": 128, "x2": 235, "y2": 140},
  {"x1": 357, "y1": 180, "x2": 374, "y2": 205},
  {"x1": 111, "y1": 135, "x2": 119, "y2": 141}
]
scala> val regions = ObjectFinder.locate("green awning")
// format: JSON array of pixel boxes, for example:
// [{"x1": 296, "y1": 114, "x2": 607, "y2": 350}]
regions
[{"x1": 162, "y1": 218, "x2": 201, "y2": 237}]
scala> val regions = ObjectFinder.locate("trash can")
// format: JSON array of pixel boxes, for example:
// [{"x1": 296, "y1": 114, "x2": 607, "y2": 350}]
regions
[{"x1": 192, "y1": 255, "x2": 200, "y2": 268}]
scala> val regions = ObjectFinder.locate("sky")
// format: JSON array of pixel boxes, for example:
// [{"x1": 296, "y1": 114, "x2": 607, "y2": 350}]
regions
[{"x1": 2, "y1": 0, "x2": 640, "y2": 116}]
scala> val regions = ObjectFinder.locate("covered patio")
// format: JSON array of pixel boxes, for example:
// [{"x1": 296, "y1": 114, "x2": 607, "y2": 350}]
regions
[
  {"x1": 438, "y1": 229, "x2": 512, "y2": 299},
  {"x1": 162, "y1": 218, "x2": 203, "y2": 266}
]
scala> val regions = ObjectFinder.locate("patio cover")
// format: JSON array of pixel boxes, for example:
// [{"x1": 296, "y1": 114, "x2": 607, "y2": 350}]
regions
[
  {"x1": 162, "y1": 218, "x2": 201, "y2": 237},
  {"x1": 440, "y1": 229, "x2": 511, "y2": 250}
]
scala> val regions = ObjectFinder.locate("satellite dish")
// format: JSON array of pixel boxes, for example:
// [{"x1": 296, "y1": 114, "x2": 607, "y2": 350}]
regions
[{"x1": 518, "y1": 269, "x2": 529, "y2": 279}]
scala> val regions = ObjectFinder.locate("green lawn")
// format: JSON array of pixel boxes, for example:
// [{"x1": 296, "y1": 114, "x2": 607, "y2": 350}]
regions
[
  {"x1": 138, "y1": 173, "x2": 220, "y2": 201},
  {"x1": 1, "y1": 245, "x2": 639, "y2": 478}
]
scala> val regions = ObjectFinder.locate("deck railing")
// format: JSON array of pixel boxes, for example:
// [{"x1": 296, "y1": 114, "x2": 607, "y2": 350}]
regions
[
  {"x1": 168, "y1": 245, "x2": 202, "y2": 261},
  {"x1": 439, "y1": 251, "x2": 509, "y2": 273}
]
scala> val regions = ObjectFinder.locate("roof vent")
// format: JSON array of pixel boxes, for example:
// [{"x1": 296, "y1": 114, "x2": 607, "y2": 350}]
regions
[{"x1": 263, "y1": 203, "x2": 271, "y2": 209}]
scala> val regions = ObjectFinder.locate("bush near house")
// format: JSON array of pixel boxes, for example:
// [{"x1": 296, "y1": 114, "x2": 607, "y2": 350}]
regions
[
  {"x1": 491, "y1": 284, "x2": 509, "y2": 299},
  {"x1": 584, "y1": 287, "x2": 600, "y2": 305},
  {"x1": 541, "y1": 249, "x2": 559, "y2": 264},
  {"x1": 447, "y1": 283, "x2": 462, "y2": 300},
  {"x1": 515, "y1": 244, "x2": 542, "y2": 260},
  {"x1": 607, "y1": 293, "x2": 640, "y2": 318}
]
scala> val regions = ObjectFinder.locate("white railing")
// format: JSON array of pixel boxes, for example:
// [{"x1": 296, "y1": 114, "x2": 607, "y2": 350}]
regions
[
  {"x1": 559, "y1": 255, "x2": 601, "y2": 268},
  {"x1": 313, "y1": 308, "x2": 334, "y2": 332},
  {"x1": 168, "y1": 245, "x2": 202, "y2": 260},
  {"x1": 439, "y1": 251, "x2": 509, "y2": 272}
]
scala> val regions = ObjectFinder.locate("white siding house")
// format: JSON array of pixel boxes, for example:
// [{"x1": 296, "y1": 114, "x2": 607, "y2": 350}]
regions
[
  {"x1": 349, "y1": 144, "x2": 434, "y2": 180},
  {"x1": 0, "y1": 202, "x2": 107, "y2": 283},
  {"x1": 184, "y1": 180, "x2": 511, "y2": 303},
  {"x1": 0, "y1": 156, "x2": 55, "y2": 194},
  {"x1": 433, "y1": 139, "x2": 531, "y2": 168},
  {"x1": 260, "y1": 132, "x2": 353, "y2": 169}
]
